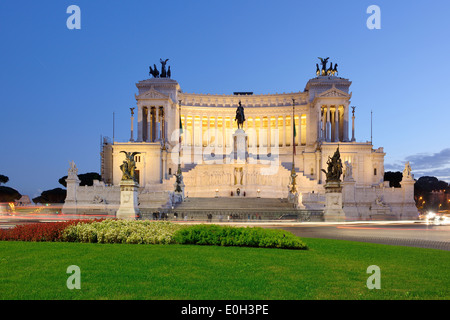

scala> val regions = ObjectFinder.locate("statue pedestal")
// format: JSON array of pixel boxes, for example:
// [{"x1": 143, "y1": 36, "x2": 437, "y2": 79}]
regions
[
  {"x1": 288, "y1": 191, "x2": 305, "y2": 209},
  {"x1": 116, "y1": 180, "x2": 140, "y2": 220},
  {"x1": 173, "y1": 180, "x2": 185, "y2": 204},
  {"x1": 324, "y1": 182, "x2": 345, "y2": 222},
  {"x1": 232, "y1": 129, "x2": 248, "y2": 164},
  {"x1": 62, "y1": 176, "x2": 80, "y2": 215}
]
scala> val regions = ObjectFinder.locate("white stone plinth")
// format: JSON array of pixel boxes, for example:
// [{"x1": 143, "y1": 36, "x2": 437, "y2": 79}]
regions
[
  {"x1": 232, "y1": 129, "x2": 248, "y2": 163},
  {"x1": 324, "y1": 182, "x2": 345, "y2": 222},
  {"x1": 116, "y1": 180, "x2": 140, "y2": 220}
]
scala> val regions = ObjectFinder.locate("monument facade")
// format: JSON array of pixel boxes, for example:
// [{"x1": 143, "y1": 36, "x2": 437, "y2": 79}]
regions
[{"x1": 64, "y1": 58, "x2": 419, "y2": 220}]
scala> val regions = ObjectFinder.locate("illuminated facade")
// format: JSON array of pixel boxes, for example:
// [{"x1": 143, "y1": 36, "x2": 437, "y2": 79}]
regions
[{"x1": 64, "y1": 67, "x2": 419, "y2": 220}]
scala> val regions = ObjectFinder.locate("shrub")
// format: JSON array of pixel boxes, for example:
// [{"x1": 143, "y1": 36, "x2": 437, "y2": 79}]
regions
[
  {"x1": 173, "y1": 224, "x2": 307, "y2": 250},
  {"x1": 62, "y1": 220, "x2": 183, "y2": 244}
]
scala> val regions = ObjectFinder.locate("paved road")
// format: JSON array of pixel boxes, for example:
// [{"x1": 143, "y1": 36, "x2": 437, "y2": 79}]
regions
[
  {"x1": 1, "y1": 213, "x2": 449, "y2": 250},
  {"x1": 269, "y1": 222, "x2": 450, "y2": 251}
]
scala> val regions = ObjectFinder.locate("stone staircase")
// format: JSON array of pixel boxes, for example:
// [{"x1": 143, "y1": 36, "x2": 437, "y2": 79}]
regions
[
  {"x1": 181, "y1": 163, "x2": 197, "y2": 173},
  {"x1": 280, "y1": 162, "x2": 315, "y2": 182},
  {"x1": 171, "y1": 197, "x2": 323, "y2": 221}
]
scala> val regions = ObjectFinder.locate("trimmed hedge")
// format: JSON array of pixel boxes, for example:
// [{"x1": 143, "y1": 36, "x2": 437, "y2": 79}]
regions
[
  {"x1": 62, "y1": 219, "x2": 183, "y2": 244},
  {"x1": 173, "y1": 224, "x2": 308, "y2": 250}
]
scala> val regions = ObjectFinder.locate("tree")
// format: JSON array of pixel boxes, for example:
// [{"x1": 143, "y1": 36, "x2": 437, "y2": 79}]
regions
[
  {"x1": 384, "y1": 171, "x2": 403, "y2": 188},
  {"x1": 415, "y1": 176, "x2": 448, "y2": 194},
  {"x1": 0, "y1": 186, "x2": 21, "y2": 202},
  {"x1": 58, "y1": 172, "x2": 101, "y2": 188},
  {"x1": 414, "y1": 176, "x2": 449, "y2": 211},
  {"x1": 32, "y1": 188, "x2": 67, "y2": 204},
  {"x1": 0, "y1": 174, "x2": 9, "y2": 185}
]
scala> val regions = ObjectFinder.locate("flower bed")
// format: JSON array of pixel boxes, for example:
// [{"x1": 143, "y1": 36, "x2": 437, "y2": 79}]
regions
[
  {"x1": 0, "y1": 220, "x2": 96, "y2": 242},
  {"x1": 1, "y1": 220, "x2": 307, "y2": 250}
]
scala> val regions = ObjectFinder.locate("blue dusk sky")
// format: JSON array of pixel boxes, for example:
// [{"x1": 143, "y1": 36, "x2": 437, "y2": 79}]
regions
[{"x1": 0, "y1": 0, "x2": 449, "y2": 198}]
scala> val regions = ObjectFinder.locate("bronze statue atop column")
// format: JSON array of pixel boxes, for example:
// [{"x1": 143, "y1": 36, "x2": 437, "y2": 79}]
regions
[{"x1": 234, "y1": 101, "x2": 245, "y2": 129}]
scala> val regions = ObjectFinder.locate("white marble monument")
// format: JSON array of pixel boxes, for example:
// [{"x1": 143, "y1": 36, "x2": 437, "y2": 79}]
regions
[
  {"x1": 116, "y1": 179, "x2": 140, "y2": 220},
  {"x1": 324, "y1": 181, "x2": 345, "y2": 222}
]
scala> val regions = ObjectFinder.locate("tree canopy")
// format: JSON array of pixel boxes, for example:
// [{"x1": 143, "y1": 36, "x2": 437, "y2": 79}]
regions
[
  {"x1": 58, "y1": 172, "x2": 101, "y2": 188},
  {"x1": 0, "y1": 174, "x2": 9, "y2": 185},
  {"x1": 384, "y1": 171, "x2": 403, "y2": 188},
  {"x1": 32, "y1": 188, "x2": 67, "y2": 204},
  {"x1": 0, "y1": 186, "x2": 21, "y2": 202},
  {"x1": 414, "y1": 176, "x2": 449, "y2": 194}
]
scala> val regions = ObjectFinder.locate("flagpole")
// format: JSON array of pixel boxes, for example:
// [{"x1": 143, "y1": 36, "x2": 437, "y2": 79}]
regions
[
  {"x1": 175, "y1": 100, "x2": 184, "y2": 195},
  {"x1": 290, "y1": 99, "x2": 297, "y2": 195},
  {"x1": 178, "y1": 100, "x2": 182, "y2": 169}
]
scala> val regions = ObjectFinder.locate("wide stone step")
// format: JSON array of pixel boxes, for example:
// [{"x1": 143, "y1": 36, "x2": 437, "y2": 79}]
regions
[{"x1": 175, "y1": 197, "x2": 295, "y2": 210}]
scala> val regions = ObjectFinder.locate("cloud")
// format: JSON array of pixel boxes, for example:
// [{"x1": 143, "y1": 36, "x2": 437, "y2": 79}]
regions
[
  {"x1": 385, "y1": 148, "x2": 450, "y2": 183},
  {"x1": 405, "y1": 148, "x2": 450, "y2": 170}
]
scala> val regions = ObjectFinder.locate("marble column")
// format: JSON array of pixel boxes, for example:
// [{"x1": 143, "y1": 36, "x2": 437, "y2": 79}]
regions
[
  {"x1": 184, "y1": 115, "x2": 188, "y2": 146},
  {"x1": 259, "y1": 116, "x2": 263, "y2": 149},
  {"x1": 351, "y1": 110, "x2": 356, "y2": 142},
  {"x1": 222, "y1": 116, "x2": 226, "y2": 162},
  {"x1": 343, "y1": 105, "x2": 349, "y2": 142},
  {"x1": 130, "y1": 113, "x2": 134, "y2": 142},
  {"x1": 207, "y1": 116, "x2": 210, "y2": 147},
  {"x1": 298, "y1": 114, "x2": 302, "y2": 146},
  {"x1": 149, "y1": 107, "x2": 152, "y2": 142},
  {"x1": 317, "y1": 109, "x2": 322, "y2": 142},
  {"x1": 154, "y1": 107, "x2": 161, "y2": 141},
  {"x1": 321, "y1": 107, "x2": 326, "y2": 141},
  {"x1": 326, "y1": 106, "x2": 331, "y2": 142},
  {"x1": 334, "y1": 107, "x2": 339, "y2": 142},
  {"x1": 275, "y1": 115, "x2": 279, "y2": 147},
  {"x1": 191, "y1": 115, "x2": 195, "y2": 163},
  {"x1": 215, "y1": 116, "x2": 218, "y2": 147}
]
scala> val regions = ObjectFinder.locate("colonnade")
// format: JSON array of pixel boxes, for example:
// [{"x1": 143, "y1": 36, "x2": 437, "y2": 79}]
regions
[
  {"x1": 318, "y1": 105, "x2": 349, "y2": 142},
  {"x1": 140, "y1": 106, "x2": 165, "y2": 142},
  {"x1": 179, "y1": 113, "x2": 308, "y2": 152}
]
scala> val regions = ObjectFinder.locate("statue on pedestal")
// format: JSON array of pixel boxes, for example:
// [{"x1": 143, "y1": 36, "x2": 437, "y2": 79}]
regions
[
  {"x1": 322, "y1": 147, "x2": 343, "y2": 184},
  {"x1": 234, "y1": 101, "x2": 245, "y2": 129},
  {"x1": 120, "y1": 151, "x2": 141, "y2": 182},
  {"x1": 343, "y1": 161, "x2": 354, "y2": 181},
  {"x1": 68, "y1": 160, "x2": 79, "y2": 179}
]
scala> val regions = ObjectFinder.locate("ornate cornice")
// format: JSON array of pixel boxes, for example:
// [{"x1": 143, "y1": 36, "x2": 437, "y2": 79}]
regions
[{"x1": 178, "y1": 91, "x2": 308, "y2": 108}]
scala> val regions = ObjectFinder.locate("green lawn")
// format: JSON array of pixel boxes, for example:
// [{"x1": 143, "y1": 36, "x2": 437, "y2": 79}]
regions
[{"x1": 0, "y1": 238, "x2": 448, "y2": 300}]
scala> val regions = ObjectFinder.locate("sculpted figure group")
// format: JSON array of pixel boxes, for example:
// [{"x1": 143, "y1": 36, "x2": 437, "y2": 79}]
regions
[
  {"x1": 317, "y1": 57, "x2": 338, "y2": 76},
  {"x1": 322, "y1": 147, "x2": 343, "y2": 183},
  {"x1": 149, "y1": 58, "x2": 171, "y2": 78},
  {"x1": 120, "y1": 151, "x2": 141, "y2": 182}
]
